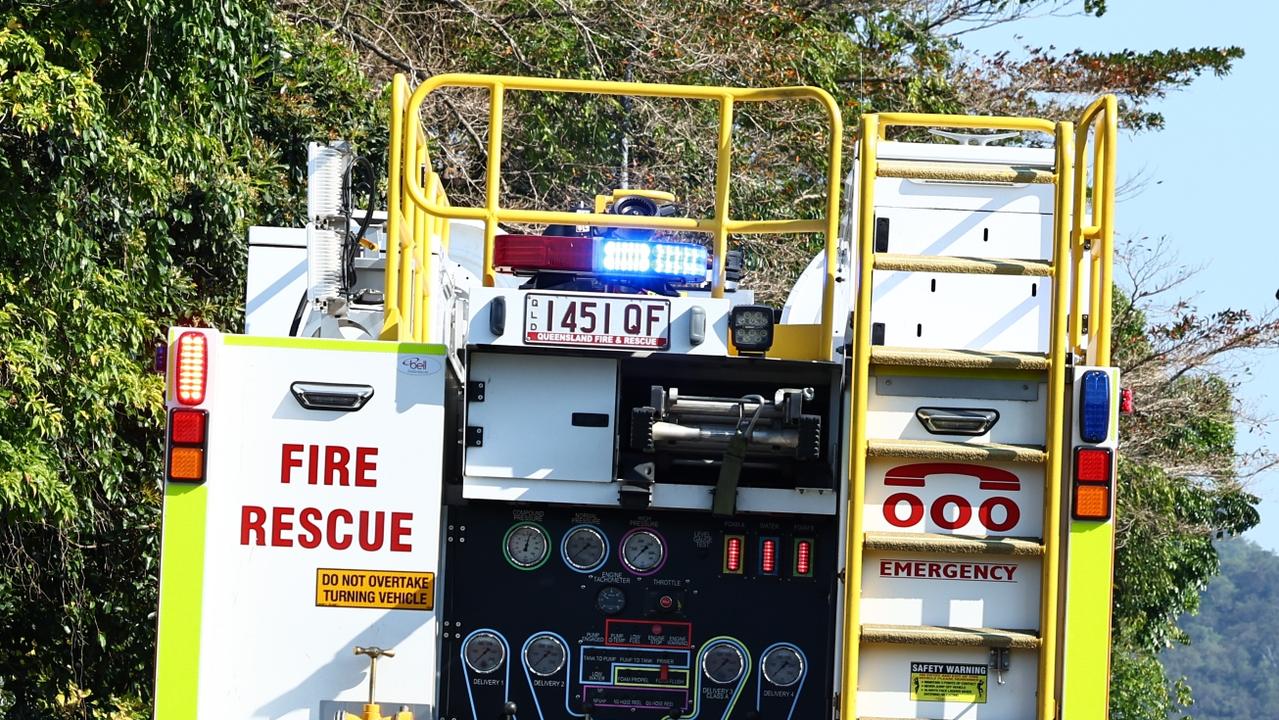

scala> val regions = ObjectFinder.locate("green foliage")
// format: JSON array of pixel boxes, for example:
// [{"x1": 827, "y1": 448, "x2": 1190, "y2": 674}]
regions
[
  {"x1": 0, "y1": 2, "x2": 378, "y2": 715},
  {"x1": 1161, "y1": 539, "x2": 1279, "y2": 719}
]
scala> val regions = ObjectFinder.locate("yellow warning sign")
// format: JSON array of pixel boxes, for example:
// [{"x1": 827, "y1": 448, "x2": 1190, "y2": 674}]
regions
[
  {"x1": 909, "y1": 661, "x2": 988, "y2": 703},
  {"x1": 315, "y1": 568, "x2": 434, "y2": 611}
]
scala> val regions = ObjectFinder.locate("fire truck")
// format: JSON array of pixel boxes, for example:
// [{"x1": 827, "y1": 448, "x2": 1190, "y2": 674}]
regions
[{"x1": 152, "y1": 74, "x2": 1120, "y2": 720}]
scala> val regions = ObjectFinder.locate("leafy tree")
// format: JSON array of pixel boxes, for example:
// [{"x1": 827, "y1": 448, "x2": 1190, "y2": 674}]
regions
[{"x1": 0, "y1": 2, "x2": 378, "y2": 716}]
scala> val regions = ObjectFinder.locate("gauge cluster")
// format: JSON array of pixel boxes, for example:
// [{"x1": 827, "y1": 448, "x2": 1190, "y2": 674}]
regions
[{"x1": 440, "y1": 504, "x2": 837, "y2": 720}]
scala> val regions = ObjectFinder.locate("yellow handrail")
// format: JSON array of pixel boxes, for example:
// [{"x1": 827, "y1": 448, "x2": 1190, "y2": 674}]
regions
[
  {"x1": 382, "y1": 75, "x2": 447, "y2": 342},
  {"x1": 1072, "y1": 95, "x2": 1118, "y2": 365},
  {"x1": 384, "y1": 73, "x2": 843, "y2": 359}
]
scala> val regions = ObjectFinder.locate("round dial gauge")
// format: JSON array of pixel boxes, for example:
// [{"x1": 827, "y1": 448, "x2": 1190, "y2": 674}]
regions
[
  {"x1": 761, "y1": 646, "x2": 804, "y2": 687},
  {"x1": 504, "y1": 523, "x2": 550, "y2": 569},
  {"x1": 701, "y1": 643, "x2": 745, "y2": 684},
  {"x1": 524, "y1": 634, "x2": 568, "y2": 677},
  {"x1": 620, "y1": 529, "x2": 666, "y2": 575},
  {"x1": 563, "y1": 525, "x2": 608, "y2": 572},
  {"x1": 463, "y1": 632, "x2": 505, "y2": 674},
  {"x1": 596, "y1": 586, "x2": 627, "y2": 615}
]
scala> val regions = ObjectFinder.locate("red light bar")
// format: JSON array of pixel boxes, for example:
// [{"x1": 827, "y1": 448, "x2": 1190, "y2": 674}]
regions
[
  {"x1": 723, "y1": 535, "x2": 744, "y2": 574},
  {"x1": 794, "y1": 539, "x2": 813, "y2": 577},
  {"x1": 175, "y1": 332, "x2": 208, "y2": 406},
  {"x1": 493, "y1": 234, "x2": 593, "y2": 275}
]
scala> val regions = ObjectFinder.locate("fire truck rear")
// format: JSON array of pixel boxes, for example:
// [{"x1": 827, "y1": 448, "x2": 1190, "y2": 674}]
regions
[{"x1": 153, "y1": 74, "x2": 1121, "y2": 720}]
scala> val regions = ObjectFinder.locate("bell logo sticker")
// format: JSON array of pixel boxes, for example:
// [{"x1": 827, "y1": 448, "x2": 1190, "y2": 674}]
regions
[{"x1": 398, "y1": 356, "x2": 440, "y2": 376}]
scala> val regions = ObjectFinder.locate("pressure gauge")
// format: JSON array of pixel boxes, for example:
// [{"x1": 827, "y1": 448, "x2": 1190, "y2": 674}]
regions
[
  {"x1": 620, "y1": 528, "x2": 666, "y2": 575},
  {"x1": 524, "y1": 634, "x2": 568, "y2": 677},
  {"x1": 504, "y1": 522, "x2": 550, "y2": 570},
  {"x1": 596, "y1": 586, "x2": 627, "y2": 615},
  {"x1": 463, "y1": 632, "x2": 505, "y2": 674},
  {"x1": 762, "y1": 646, "x2": 804, "y2": 687},
  {"x1": 701, "y1": 642, "x2": 745, "y2": 684},
  {"x1": 563, "y1": 525, "x2": 608, "y2": 572}
]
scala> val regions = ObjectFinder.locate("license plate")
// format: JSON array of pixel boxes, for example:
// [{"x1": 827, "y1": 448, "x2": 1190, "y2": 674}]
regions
[{"x1": 524, "y1": 293, "x2": 670, "y2": 350}]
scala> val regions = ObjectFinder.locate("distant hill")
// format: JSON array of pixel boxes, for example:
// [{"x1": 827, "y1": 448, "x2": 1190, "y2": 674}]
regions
[{"x1": 1161, "y1": 538, "x2": 1279, "y2": 718}]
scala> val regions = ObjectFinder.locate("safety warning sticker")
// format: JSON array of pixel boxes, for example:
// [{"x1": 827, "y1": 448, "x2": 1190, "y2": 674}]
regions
[
  {"x1": 909, "y1": 661, "x2": 988, "y2": 703},
  {"x1": 315, "y1": 568, "x2": 434, "y2": 610}
]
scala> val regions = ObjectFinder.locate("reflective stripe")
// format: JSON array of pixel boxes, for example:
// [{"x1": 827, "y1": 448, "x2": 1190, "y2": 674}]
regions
[{"x1": 154, "y1": 482, "x2": 208, "y2": 716}]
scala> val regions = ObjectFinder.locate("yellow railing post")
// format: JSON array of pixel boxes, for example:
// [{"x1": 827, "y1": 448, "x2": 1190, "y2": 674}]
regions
[
  {"x1": 1039, "y1": 119, "x2": 1075, "y2": 720},
  {"x1": 711, "y1": 94, "x2": 734, "y2": 299},
  {"x1": 1071, "y1": 95, "x2": 1117, "y2": 364},
  {"x1": 482, "y1": 82, "x2": 504, "y2": 288},
  {"x1": 841, "y1": 112, "x2": 880, "y2": 720},
  {"x1": 380, "y1": 75, "x2": 407, "y2": 340}
]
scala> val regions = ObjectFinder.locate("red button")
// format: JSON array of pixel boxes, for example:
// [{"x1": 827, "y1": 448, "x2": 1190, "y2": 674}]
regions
[{"x1": 659, "y1": 595, "x2": 674, "y2": 609}]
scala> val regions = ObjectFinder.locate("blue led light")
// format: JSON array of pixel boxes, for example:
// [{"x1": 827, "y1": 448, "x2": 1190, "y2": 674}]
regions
[
  {"x1": 1079, "y1": 370, "x2": 1111, "y2": 443},
  {"x1": 595, "y1": 239, "x2": 707, "y2": 281}
]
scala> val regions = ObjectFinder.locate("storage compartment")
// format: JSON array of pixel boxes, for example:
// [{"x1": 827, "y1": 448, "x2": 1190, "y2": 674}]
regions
[{"x1": 464, "y1": 352, "x2": 619, "y2": 482}]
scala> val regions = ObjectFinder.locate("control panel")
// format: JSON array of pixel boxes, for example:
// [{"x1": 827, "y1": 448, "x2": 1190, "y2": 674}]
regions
[{"x1": 439, "y1": 503, "x2": 838, "y2": 720}]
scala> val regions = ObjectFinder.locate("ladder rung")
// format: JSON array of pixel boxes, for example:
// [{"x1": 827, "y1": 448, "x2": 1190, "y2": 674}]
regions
[
  {"x1": 870, "y1": 346, "x2": 1050, "y2": 371},
  {"x1": 864, "y1": 531, "x2": 1044, "y2": 556},
  {"x1": 867, "y1": 438, "x2": 1046, "y2": 464},
  {"x1": 877, "y1": 160, "x2": 1055, "y2": 184},
  {"x1": 874, "y1": 253, "x2": 1053, "y2": 277},
  {"x1": 861, "y1": 623, "x2": 1041, "y2": 649}
]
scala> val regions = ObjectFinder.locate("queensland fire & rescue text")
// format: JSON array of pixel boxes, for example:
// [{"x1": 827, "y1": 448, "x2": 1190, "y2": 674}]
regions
[{"x1": 238, "y1": 444, "x2": 413, "y2": 551}]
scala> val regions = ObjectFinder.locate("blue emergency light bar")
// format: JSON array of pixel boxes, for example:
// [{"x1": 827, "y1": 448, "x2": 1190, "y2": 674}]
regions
[{"x1": 595, "y1": 239, "x2": 708, "y2": 282}]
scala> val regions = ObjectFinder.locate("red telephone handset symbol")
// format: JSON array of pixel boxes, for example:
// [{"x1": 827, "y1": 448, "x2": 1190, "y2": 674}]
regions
[{"x1": 882, "y1": 462, "x2": 1021, "y2": 532}]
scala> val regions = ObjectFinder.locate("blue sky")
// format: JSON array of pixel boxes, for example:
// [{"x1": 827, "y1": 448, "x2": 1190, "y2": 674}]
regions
[{"x1": 960, "y1": 0, "x2": 1279, "y2": 551}]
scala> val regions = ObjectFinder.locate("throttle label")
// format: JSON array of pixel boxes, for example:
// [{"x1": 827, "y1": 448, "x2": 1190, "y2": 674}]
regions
[{"x1": 315, "y1": 568, "x2": 434, "y2": 610}]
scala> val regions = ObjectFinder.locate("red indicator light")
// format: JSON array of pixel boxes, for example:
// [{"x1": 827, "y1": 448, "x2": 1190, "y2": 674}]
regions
[
  {"x1": 170, "y1": 409, "x2": 207, "y2": 445},
  {"x1": 1075, "y1": 447, "x2": 1112, "y2": 483},
  {"x1": 794, "y1": 539, "x2": 813, "y2": 577},
  {"x1": 175, "y1": 331, "x2": 208, "y2": 406},
  {"x1": 659, "y1": 595, "x2": 674, "y2": 610},
  {"x1": 724, "y1": 535, "x2": 744, "y2": 574},
  {"x1": 760, "y1": 538, "x2": 778, "y2": 575}
]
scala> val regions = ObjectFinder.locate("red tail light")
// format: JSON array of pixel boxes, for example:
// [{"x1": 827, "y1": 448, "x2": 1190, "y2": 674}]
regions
[
  {"x1": 175, "y1": 332, "x2": 208, "y2": 406},
  {"x1": 1072, "y1": 447, "x2": 1113, "y2": 521}
]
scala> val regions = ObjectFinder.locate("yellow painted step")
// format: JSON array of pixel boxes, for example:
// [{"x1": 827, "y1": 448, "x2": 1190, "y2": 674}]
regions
[
  {"x1": 866, "y1": 438, "x2": 1046, "y2": 464},
  {"x1": 861, "y1": 623, "x2": 1041, "y2": 649},
  {"x1": 877, "y1": 160, "x2": 1055, "y2": 184},
  {"x1": 864, "y1": 531, "x2": 1044, "y2": 557},
  {"x1": 873, "y1": 253, "x2": 1053, "y2": 277},
  {"x1": 870, "y1": 346, "x2": 1050, "y2": 371}
]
